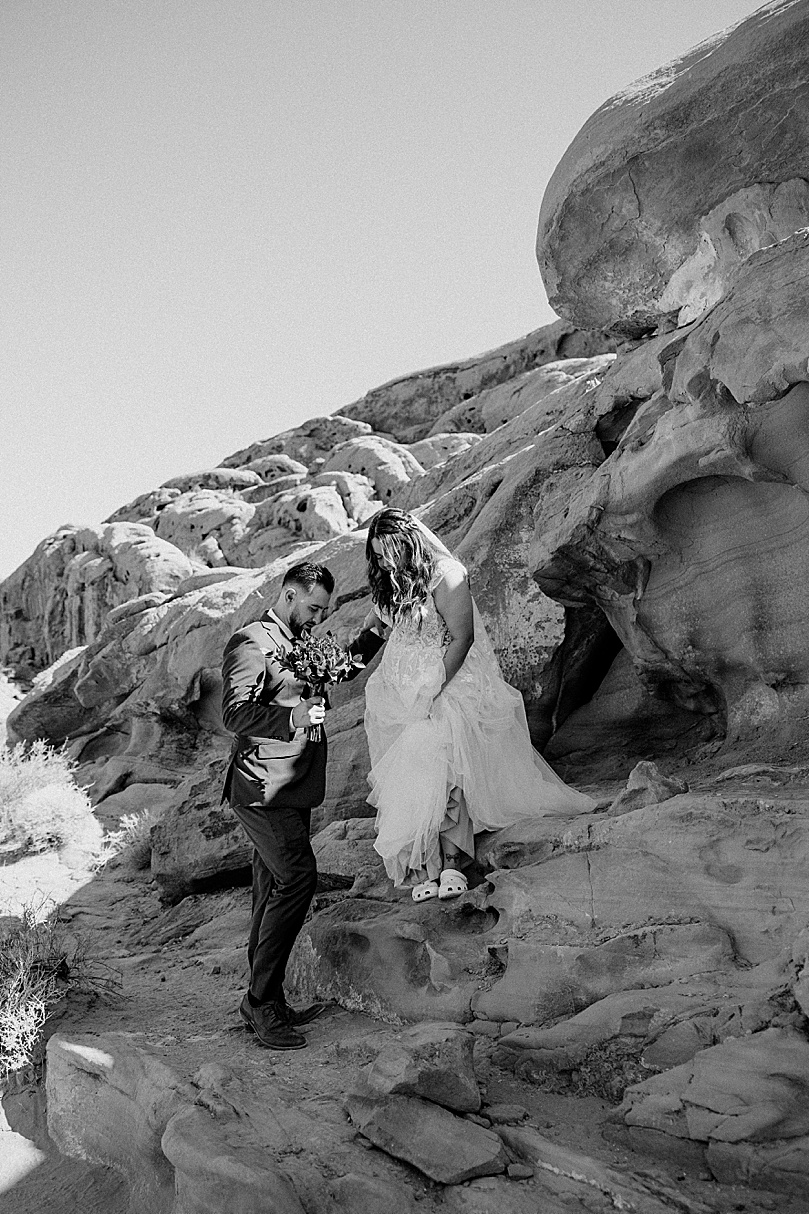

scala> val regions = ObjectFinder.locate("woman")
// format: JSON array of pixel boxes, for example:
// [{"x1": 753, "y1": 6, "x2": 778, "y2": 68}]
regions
[{"x1": 361, "y1": 507, "x2": 594, "y2": 902}]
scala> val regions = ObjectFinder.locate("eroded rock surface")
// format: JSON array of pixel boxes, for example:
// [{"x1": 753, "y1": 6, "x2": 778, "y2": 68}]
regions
[
  {"x1": 337, "y1": 320, "x2": 615, "y2": 442},
  {"x1": 5, "y1": 14, "x2": 809, "y2": 1204},
  {"x1": 345, "y1": 1086, "x2": 506, "y2": 1184},
  {"x1": 362, "y1": 1022, "x2": 480, "y2": 1112},
  {"x1": 531, "y1": 231, "x2": 809, "y2": 765},
  {"x1": 611, "y1": 1028, "x2": 809, "y2": 1194},
  {"x1": 537, "y1": 1, "x2": 809, "y2": 333},
  {"x1": 0, "y1": 524, "x2": 194, "y2": 679}
]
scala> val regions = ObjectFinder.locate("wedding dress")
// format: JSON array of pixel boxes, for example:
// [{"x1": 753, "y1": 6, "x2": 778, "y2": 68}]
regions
[{"x1": 365, "y1": 538, "x2": 595, "y2": 887}]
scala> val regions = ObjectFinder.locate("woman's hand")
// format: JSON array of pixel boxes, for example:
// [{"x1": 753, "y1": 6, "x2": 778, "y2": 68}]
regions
[{"x1": 360, "y1": 609, "x2": 389, "y2": 637}]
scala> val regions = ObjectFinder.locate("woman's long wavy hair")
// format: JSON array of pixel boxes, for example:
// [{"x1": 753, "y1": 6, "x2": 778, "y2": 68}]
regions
[{"x1": 366, "y1": 508, "x2": 436, "y2": 627}]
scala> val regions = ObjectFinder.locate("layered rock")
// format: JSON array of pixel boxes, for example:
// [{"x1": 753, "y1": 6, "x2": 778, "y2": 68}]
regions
[
  {"x1": 610, "y1": 1028, "x2": 809, "y2": 1193},
  {"x1": 220, "y1": 414, "x2": 373, "y2": 472},
  {"x1": 336, "y1": 320, "x2": 615, "y2": 442},
  {"x1": 4, "y1": 343, "x2": 625, "y2": 843},
  {"x1": 0, "y1": 524, "x2": 195, "y2": 678},
  {"x1": 321, "y1": 434, "x2": 425, "y2": 503},
  {"x1": 46, "y1": 1032, "x2": 417, "y2": 1213},
  {"x1": 5, "y1": 9, "x2": 809, "y2": 1198},
  {"x1": 530, "y1": 231, "x2": 809, "y2": 764},
  {"x1": 537, "y1": 0, "x2": 809, "y2": 334}
]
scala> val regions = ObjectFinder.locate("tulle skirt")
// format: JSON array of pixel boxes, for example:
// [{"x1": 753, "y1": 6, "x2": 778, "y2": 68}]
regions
[{"x1": 365, "y1": 605, "x2": 595, "y2": 887}]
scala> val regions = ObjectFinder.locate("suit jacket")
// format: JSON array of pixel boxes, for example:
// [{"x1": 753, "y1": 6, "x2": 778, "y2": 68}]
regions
[{"x1": 220, "y1": 613, "x2": 327, "y2": 810}]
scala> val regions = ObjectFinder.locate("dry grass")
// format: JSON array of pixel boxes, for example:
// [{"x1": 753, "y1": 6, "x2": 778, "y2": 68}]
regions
[
  {"x1": 91, "y1": 809, "x2": 158, "y2": 872},
  {"x1": 0, "y1": 903, "x2": 119, "y2": 1076},
  {"x1": 0, "y1": 739, "x2": 103, "y2": 861}
]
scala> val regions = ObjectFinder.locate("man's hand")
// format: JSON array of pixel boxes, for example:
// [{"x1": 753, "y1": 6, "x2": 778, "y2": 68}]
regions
[{"x1": 291, "y1": 696, "x2": 326, "y2": 730}]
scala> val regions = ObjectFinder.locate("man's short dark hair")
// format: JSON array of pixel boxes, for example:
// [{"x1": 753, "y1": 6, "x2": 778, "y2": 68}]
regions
[{"x1": 282, "y1": 561, "x2": 334, "y2": 595}]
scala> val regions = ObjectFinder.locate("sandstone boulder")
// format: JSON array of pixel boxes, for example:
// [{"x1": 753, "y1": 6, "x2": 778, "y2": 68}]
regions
[
  {"x1": 488, "y1": 794, "x2": 809, "y2": 966},
  {"x1": 149, "y1": 760, "x2": 250, "y2": 904},
  {"x1": 537, "y1": 1, "x2": 809, "y2": 333},
  {"x1": 472, "y1": 922, "x2": 733, "y2": 1025},
  {"x1": 607, "y1": 760, "x2": 688, "y2": 817},
  {"x1": 159, "y1": 467, "x2": 263, "y2": 493},
  {"x1": 402, "y1": 369, "x2": 606, "y2": 519},
  {"x1": 248, "y1": 483, "x2": 353, "y2": 542},
  {"x1": 612, "y1": 1028, "x2": 809, "y2": 1193},
  {"x1": 47, "y1": 1032, "x2": 431, "y2": 1214},
  {"x1": 47, "y1": 1033, "x2": 194, "y2": 1211},
  {"x1": 240, "y1": 452, "x2": 307, "y2": 480},
  {"x1": 154, "y1": 490, "x2": 255, "y2": 566},
  {"x1": 321, "y1": 435, "x2": 425, "y2": 504},
  {"x1": 220, "y1": 415, "x2": 372, "y2": 472},
  {"x1": 310, "y1": 470, "x2": 382, "y2": 524},
  {"x1": 240, "y1": 474, "x2": 308, "y2": 503},
  {"x1": 148, "y1": 482, "x2": 352, "y2": 570},
  {"x1": 311, "y1": 818, "x2": 393, "y2": 900},
  {"x1": 288, "y1": 894, "x2": 492, "y2": 1023},
  {"x1": 544, "y1": 649, "x2": 711, "y2": 783},
  {"x1": 411, "y1": 393, "x2": 608, "y2": 745},
  {"x1": 0, "y1": 524, "x2": 194, "y2": 678},
  {"x1": 530, "y1": 232, "x2": 809, "y2": 760},
  {"x1": 478, "y1": 356, "x2": 614, "y2": 434},
  {"x1": 105, "y1": 486, "x2": 181, "y2": 525},
  {"x1": 408, "y1": 432, "x2": 483, "y2": 468},
  {"x1": 345, "y1": 1084, "x2": 506, "y2": 1184},
  {"x1": 5, "y1": 648, "x2": 101, "y2": 747},
  {"x1": 667, "y1": 228, "x2": 809, "y2": 407},
  {"x1": 363, "y1": 1022, "x2": 480, "y2": 1112},
  {"x1": 337, "y1": 320, "x2": 615, "y2": 443},
  {"x1": 496, "y1": 1124, "x2": 698, "y2": 1214},
  {"x1": 91, "y1": 781, "x2": 176, "y2": 831},
  {"x1": 496, "y1": 970, "x2": 791, "y2": 1082},
  {"x1": 291, "y1": 783, "x2": 809, "y2": 1036}
]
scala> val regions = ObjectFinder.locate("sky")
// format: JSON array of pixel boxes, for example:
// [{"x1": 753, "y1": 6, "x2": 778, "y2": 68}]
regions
[{"x1": 1, "y1": 0, "x2": 766, "y2": 579}]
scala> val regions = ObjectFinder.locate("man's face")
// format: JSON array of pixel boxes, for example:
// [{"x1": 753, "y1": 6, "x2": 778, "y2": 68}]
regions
[{"x1": 287, "y1": 584, "x2": 331, "y2": 637}]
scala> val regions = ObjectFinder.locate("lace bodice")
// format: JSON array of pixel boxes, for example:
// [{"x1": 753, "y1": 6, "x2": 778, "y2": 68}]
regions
[{"x1": 378, "y1": 555, "x2": 464, "y2": 652}]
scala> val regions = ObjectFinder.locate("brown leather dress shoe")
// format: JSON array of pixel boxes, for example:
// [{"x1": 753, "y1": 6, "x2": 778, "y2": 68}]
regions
[
  {"x1": 239, "y1": 995, "x2": 307, "y2": 1050},
  {"x1": 284, "y1": 1000, "x2": 327, "y2": 1028}
]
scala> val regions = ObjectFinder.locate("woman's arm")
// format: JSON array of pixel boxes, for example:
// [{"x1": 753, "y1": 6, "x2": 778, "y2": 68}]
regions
[
  {"x1": 347, "y1": 609, "x2": 389, "y2": 671},
  {"x1": 360, "y1": 608, "x2": 389, "y2": 637},
  {"x1": 432, "y1": 566, "x2": 474, "y2": 692}
]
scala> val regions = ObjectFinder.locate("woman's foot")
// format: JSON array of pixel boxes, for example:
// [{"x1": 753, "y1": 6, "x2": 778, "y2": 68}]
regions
[
  {"x1": 438, "y1": 868, "x2": 468, "y2": 899},
  {"x1": 412, "y1": 880, "x2": 439, "y2": 902}
]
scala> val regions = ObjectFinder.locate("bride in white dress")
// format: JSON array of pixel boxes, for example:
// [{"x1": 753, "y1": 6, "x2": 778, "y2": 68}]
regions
[{"x1": 360, "y1": 508, "x2": 595, "y2": 903}]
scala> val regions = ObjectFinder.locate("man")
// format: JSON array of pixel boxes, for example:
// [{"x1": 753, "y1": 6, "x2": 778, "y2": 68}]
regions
[{"x1": 221, "y1": 561, "x2": 334, "y2": 1050}]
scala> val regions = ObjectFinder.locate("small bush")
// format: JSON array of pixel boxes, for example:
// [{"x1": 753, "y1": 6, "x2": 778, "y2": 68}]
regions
[
  {"x1": 0, "y1": 740, "x2": 102, "y2": 860},
  {"x1": 0, "y1": 905, "x2": 118, "y2": 1076},
  {"x1": 91, "y1": 809, "x2": 158, "y2": 872}
]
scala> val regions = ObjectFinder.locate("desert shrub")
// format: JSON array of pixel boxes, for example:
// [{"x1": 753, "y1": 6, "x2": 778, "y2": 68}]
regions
[
  {"x1": 0, "y1": 905, "x2": 118, "y2": 1076},
  {"x1": 0, "y1": 740, "x2": 102, "y2": 859},
  {"x1": 91, "y1": 809, "x2": 158, "y2": 872}
]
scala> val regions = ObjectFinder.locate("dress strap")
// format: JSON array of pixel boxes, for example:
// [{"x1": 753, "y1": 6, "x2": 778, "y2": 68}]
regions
[{"x1": 429, "y1": 554, "x2": 466, "y2": 591}]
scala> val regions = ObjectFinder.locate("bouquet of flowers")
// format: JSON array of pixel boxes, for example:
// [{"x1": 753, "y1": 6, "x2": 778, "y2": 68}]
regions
[{"x1": 279, "y1": 632, "x2": 364, "y2": 740}]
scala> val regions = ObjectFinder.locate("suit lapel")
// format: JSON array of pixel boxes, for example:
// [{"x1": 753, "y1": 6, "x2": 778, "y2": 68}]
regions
[
  {"x1": 257, "y1": 615, "x2": 305, "y2": 700},
  {"x1": 258, "y1": 615, "x2": 290, "y2": 657}
]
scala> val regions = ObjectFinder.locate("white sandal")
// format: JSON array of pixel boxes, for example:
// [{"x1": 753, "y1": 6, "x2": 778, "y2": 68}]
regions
[
  {"x1": 412, "y1": 880, "x2": 439, "y2": 903},
  {"x1": 438, "y1": 868, "x2": 468, "y2": 900}
]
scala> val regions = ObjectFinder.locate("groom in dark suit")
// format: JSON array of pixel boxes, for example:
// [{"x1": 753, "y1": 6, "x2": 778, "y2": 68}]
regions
[{"x1": 221, "y1": 560, "x2": 335, "y2": 1050}]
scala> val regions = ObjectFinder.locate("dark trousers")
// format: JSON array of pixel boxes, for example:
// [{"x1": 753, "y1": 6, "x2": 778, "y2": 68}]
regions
[{"x1": 232, "y1": 802, "x2": 318, "y2": 1006}]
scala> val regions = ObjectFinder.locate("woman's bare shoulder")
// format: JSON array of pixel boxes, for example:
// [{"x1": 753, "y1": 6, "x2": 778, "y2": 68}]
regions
[{"x1": 431, "y1": 555, "x2": 467, "y2": 591}]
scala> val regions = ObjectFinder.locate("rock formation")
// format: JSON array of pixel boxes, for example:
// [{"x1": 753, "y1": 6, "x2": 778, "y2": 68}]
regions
[
  {"x1": 537, "y1": 0, "x2": 809, "y2": 335},
  {"x1": 4, "y1": 1, "x2": 809, "y2": 1203}
]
